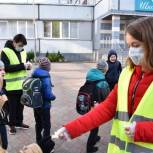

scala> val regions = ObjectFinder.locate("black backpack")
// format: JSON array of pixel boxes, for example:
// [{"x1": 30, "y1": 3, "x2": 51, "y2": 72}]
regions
[
  {"x1": 76, "y1": 79, "x2": 103, "y2": 115},
  {"x1": 20, "y1": 77, "x2": 43, "y2": 108}
]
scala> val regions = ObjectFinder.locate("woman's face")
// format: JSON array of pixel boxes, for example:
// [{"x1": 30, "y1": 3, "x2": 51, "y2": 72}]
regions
[
  {"x1": 126, "y1": 33, "x2": 143, "y2": 48},
  {"x1": 126, "y1": 32, "x2": 146, "y2": 66}
]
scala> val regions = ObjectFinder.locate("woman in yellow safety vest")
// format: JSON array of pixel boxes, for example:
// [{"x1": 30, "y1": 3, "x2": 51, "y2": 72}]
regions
[{"x1": 55, "y1": 17, "x2": 153, "y2": 153}]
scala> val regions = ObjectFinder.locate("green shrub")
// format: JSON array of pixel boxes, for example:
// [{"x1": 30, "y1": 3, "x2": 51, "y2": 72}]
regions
[
  {"x1": 27, "y1": 50, "x2": 35, "y2": 62},
  {"x1": 46, "y1": 51, "x2": 64, "y2": 62}
]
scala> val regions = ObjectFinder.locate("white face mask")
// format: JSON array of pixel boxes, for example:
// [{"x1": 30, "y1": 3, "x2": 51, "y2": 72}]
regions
[
  {"x1": 128, "y1": 47, "x2": 144, "y2": 65},
  {"x1": 16, "y1": 47, "x2": 23, "y2": 52}
]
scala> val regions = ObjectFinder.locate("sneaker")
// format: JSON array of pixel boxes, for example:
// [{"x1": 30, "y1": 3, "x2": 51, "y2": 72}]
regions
[
  {"x1": 93, "y1": 136, "x2": 101, "y2": 145},
  {"x1": 16, "y1": 123, "x2": 29, "y2": 129},
  {"x1": 9, "y1": 126, "x2": 16, "y2": 135},
  {"x1": 39, "y1": 136, "x2": 55, "y2": 153},
  {"x1": 50, "y1": 148, "x2": 55, "y2": 153},
  {"x1": 87, "y1": 146, "x2": 98, "y2": 153}
]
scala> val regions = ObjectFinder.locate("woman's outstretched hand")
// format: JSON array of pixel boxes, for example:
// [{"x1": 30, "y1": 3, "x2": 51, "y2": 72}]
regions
[{"x1": 52, "y1": 127, "x2": 71, "y2": 141}]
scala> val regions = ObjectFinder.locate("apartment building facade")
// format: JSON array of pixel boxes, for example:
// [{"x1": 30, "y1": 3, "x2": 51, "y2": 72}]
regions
[{"x1": 0, "y1": 0, "x2": 152, "y2": 61}]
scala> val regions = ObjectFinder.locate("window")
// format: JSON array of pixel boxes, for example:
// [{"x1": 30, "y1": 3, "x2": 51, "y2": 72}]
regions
[
  {"x1": 44, "y1": 21, "x2": 78, "y2": 39},
  {"x1": 120, "y1": 24, "x2": 125, "y2": 31},
  {"x1": 52, "y1": 21, "x2": 60, "y2": 38},
  {"x1": 8, "y1": 21, "x2": 17, "y2": 37},
  {"x1": 101, "y1": 33, "x2": 112, "y2": 40},
  {"x1": 44, "y1": 21, "x2": 51, "y2": 37},
  {"x1": 101, "y1": 23, "x2": 111, "y2": 30},
  {"x1": 70, "y1": 21, "x2": 78, "y2": 38},
  {"x1": 0, "y1": 21, "x2": 8, "y2": 38},
  {"x1": 17, "y1": 21, "x2": 26, "y2": 36},
  {"x1": 27, "y1": 21, "x2": 34, "y2": 38},
  {"x1": 120, "y1": 34, "x2": 124, "y2": 40},
  {"x1": 0, "y1": 20, "x2": 35, "y2": 38},
  {"x1": 62, "y1": 21, "x2": 69, "y2": 38}
]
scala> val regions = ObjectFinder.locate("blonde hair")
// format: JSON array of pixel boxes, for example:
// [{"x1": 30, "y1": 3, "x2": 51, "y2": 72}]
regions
[{"x1": 19, "y1": 143, "x2": 42, "y2": 153}]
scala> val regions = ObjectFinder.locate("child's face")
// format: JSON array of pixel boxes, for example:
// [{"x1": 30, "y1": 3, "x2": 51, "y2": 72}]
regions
[
  {"x1": 0, "y1": 67, "x2": 5, "y2": 78},
  {"x1": 109, "y1": 55, "x2": 117, "y2": 62}
]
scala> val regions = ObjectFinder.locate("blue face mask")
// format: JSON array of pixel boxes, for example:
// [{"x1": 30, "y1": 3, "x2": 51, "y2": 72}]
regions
[
  {"x1": 128, "y1": 47, "x2": 144, "y2": 65},
  {"x1": 16, "y1": 47, "x2": 23, "y2": 52}
]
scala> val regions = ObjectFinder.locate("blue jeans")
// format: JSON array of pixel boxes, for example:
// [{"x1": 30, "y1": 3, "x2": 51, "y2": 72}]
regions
[{"x1": 0, "y1": 125, "x2": 8, "y2": 149}]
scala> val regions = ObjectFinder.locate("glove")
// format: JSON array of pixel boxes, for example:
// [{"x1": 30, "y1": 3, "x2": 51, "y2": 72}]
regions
[
  {"x1": 52, "y1": 127, "x2": 71, "y2": 141},
  {"x1": 124, "y1": 122, "x2": 136, "y2": 138}
]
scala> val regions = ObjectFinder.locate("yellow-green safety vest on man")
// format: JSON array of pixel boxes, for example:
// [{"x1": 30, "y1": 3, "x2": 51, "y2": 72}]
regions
[
  {"x1": 107, "y1": 66, "x2": 153, "y2": 153},
  {"x1": 3, "y1": 47, "x2": 27, "y2": 91}
]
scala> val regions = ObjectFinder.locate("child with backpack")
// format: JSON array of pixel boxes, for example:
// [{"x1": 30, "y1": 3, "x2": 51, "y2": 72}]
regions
[
  {"x1": 0, "y1": 60, "x2": 9, "y2": 153},
  {"x1": 32, "y1": 57, "x2": 56, "y2": 153},
  {"x1": 79, "y1": 60, "x2": 110, "y2": 153}
]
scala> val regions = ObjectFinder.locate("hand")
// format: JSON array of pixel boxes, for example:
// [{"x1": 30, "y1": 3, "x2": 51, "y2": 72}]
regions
[
  {"x1": 0, "y1": 75, "x2": 3, "y2": 91},
  {"x1": 124, "y1": 122, "x2": 136, "y2": 138},
  {"x1": 0, "y1": 94, "x2": 8, "y2": 110},
  {"x1": 24, "y1": 63, "x2": 29, "y2": 70},
  {"x1": 24, "y1": 62, "x2": 32, "y2": 70},
  {"x1": 94, "y1": 103, "x2": 99, "y2": 107},
  {"x1": 0, "y1": 147, "x2": 7, "y2": 153},
  {"x1": 52, "y1": 127, "x2": 71, "y2": 141},
  {"x1": 27, "y1": 61, "x2": 32, "y2": 70}
]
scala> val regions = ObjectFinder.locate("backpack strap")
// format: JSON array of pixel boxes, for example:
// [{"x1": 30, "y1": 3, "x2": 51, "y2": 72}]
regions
[{"x1": 92, "y1": 79, "x2": 105, "y2": 103}]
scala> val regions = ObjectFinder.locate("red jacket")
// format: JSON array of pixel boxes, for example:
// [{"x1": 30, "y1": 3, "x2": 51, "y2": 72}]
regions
[{"x1": 65, "y1": 66, "x2": 153, "y2": 143}]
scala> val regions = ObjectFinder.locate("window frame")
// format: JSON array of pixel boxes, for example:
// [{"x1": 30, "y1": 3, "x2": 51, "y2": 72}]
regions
[{"x1": 0, "y1": 21, "x2": 9, "y2": 38}]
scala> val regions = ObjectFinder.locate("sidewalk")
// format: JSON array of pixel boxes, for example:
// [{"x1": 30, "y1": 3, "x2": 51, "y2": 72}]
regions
[{"x1": 7, "y1": 63, "x2": 111, "y2": 153}]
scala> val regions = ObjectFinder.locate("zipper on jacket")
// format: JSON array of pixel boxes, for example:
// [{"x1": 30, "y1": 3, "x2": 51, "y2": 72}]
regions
[{"x1": 131, "y1": 72, "x2": 144, "y2": 113}]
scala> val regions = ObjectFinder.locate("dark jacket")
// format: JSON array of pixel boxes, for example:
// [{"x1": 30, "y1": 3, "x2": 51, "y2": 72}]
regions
[
  {"x1": 0, "y1": 90, "x2": 8, "y2": 125},
  {"x1": 32, "y1": 68, "x2": 56, "y2": 109},
  {"x1": 106, "y1": 50, "x2": 122, "y2": 90},
  {"x1": 86, "y1": 68, "x2": 110, "y2": 103},
  {"x1": 1, "y1": 40, "x2": 26, "y2": 94}
]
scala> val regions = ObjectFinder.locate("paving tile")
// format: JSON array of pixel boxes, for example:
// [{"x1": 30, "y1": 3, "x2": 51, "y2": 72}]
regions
[{"x1": 7, "y1": 63, "x2": 111, "y2": 153}]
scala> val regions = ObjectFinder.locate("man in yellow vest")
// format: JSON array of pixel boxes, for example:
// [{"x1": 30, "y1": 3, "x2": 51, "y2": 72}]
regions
[{"x1": 1, "y1": 34, "x2": 32, "y2": 135}]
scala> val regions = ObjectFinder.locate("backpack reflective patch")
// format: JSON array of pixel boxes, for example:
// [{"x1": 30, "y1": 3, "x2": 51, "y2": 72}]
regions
[
  {"x1": 76, "y1": 80, "x2": 102, "y2": 115},
  {"x1": 21, "y1": 77, "x2": 43, "y2": 108},
  {"x1": 76, "y1": 92, "x2": 91, "y2": 115}
]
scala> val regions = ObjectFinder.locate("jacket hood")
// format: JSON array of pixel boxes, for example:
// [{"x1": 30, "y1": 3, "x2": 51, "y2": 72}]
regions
[
  {"x1": 4, "y1": 40, "x2": 14, "y2": 50},
  {"x1": 108, "y1": 49, "x2": 117, "y2": 61},
  {"x1": 32, "y1": 67, "x2": 50, "y2": 78},
  {"x1": 86, "y1": 68, "x2": 105, "y2": 81}
]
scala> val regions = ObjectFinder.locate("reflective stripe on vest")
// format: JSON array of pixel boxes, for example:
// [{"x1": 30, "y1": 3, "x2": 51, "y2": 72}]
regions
[
  {"x1": 107, "y1": 66, "x2": 153, "y2": 153},
  {"x1": 3, "y1": 48, "x2": 27, "y2": 91}
]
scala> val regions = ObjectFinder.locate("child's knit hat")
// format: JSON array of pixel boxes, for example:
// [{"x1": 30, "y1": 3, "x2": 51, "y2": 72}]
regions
[
  {"x1": 97, "y1": 59, "x2": 108, "y2": 72},
  {"x1": 38, "y1": 57, "x2": 51, "y2": 71}
]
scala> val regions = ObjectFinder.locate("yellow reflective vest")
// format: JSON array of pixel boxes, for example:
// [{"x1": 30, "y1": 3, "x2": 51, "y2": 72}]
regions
[
  {"x1": 107, "y1": 66, "x2": 153, "y2": 153},
  {"x1": 3, "y1": 48, "x2": 27, "y2": 91}
]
